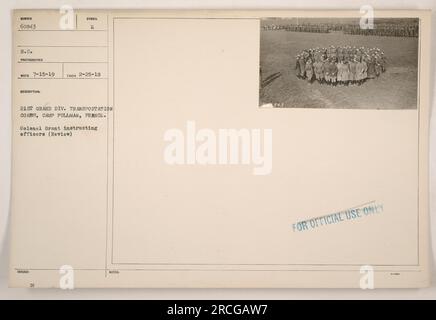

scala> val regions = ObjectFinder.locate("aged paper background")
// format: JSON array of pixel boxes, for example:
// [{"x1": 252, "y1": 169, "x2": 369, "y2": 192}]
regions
[{"x1": 0, "y1": 0, "x2": 436, "y2": 298}]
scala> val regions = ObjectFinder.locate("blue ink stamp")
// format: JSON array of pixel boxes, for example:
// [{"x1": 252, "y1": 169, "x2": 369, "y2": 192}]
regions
[{"x1": 292, "y1": 201, "x2": 383, "y2": 232}]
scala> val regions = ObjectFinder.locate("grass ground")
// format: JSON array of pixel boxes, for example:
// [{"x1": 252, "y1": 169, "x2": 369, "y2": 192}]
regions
[{"x1": 259, "y1": 31, "x2": 418, "y2": 109}]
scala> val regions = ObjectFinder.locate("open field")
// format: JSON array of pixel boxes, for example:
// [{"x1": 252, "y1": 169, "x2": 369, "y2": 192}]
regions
[{"x1": 259, "y1": 31, "x2": 419, "y2": 109}]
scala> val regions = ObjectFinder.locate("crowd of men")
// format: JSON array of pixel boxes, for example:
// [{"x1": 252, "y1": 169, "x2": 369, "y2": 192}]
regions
[
  {"x1": 262, "y1": 22, "x2": 418, "y2": 37},
  {"x1": 295, "y1": 46, "x2": 386, "y2": 86},
  {"x1": 343, "y1": 24, "x2": 418, "y2": 37}
]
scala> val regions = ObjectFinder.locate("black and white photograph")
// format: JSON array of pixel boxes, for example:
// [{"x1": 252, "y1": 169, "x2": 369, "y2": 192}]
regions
[{"x1": 259, "y1": 18, "x2": 419, "y2": 109}]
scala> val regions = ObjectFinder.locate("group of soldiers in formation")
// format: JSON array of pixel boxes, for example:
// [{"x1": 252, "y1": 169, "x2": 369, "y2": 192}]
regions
[
  {"x1": 263, "y1": 23, "x2": 418, "y2": 37},
  {"x1": 295, "y1": 46, "x2": 387, "y2": 86}
]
